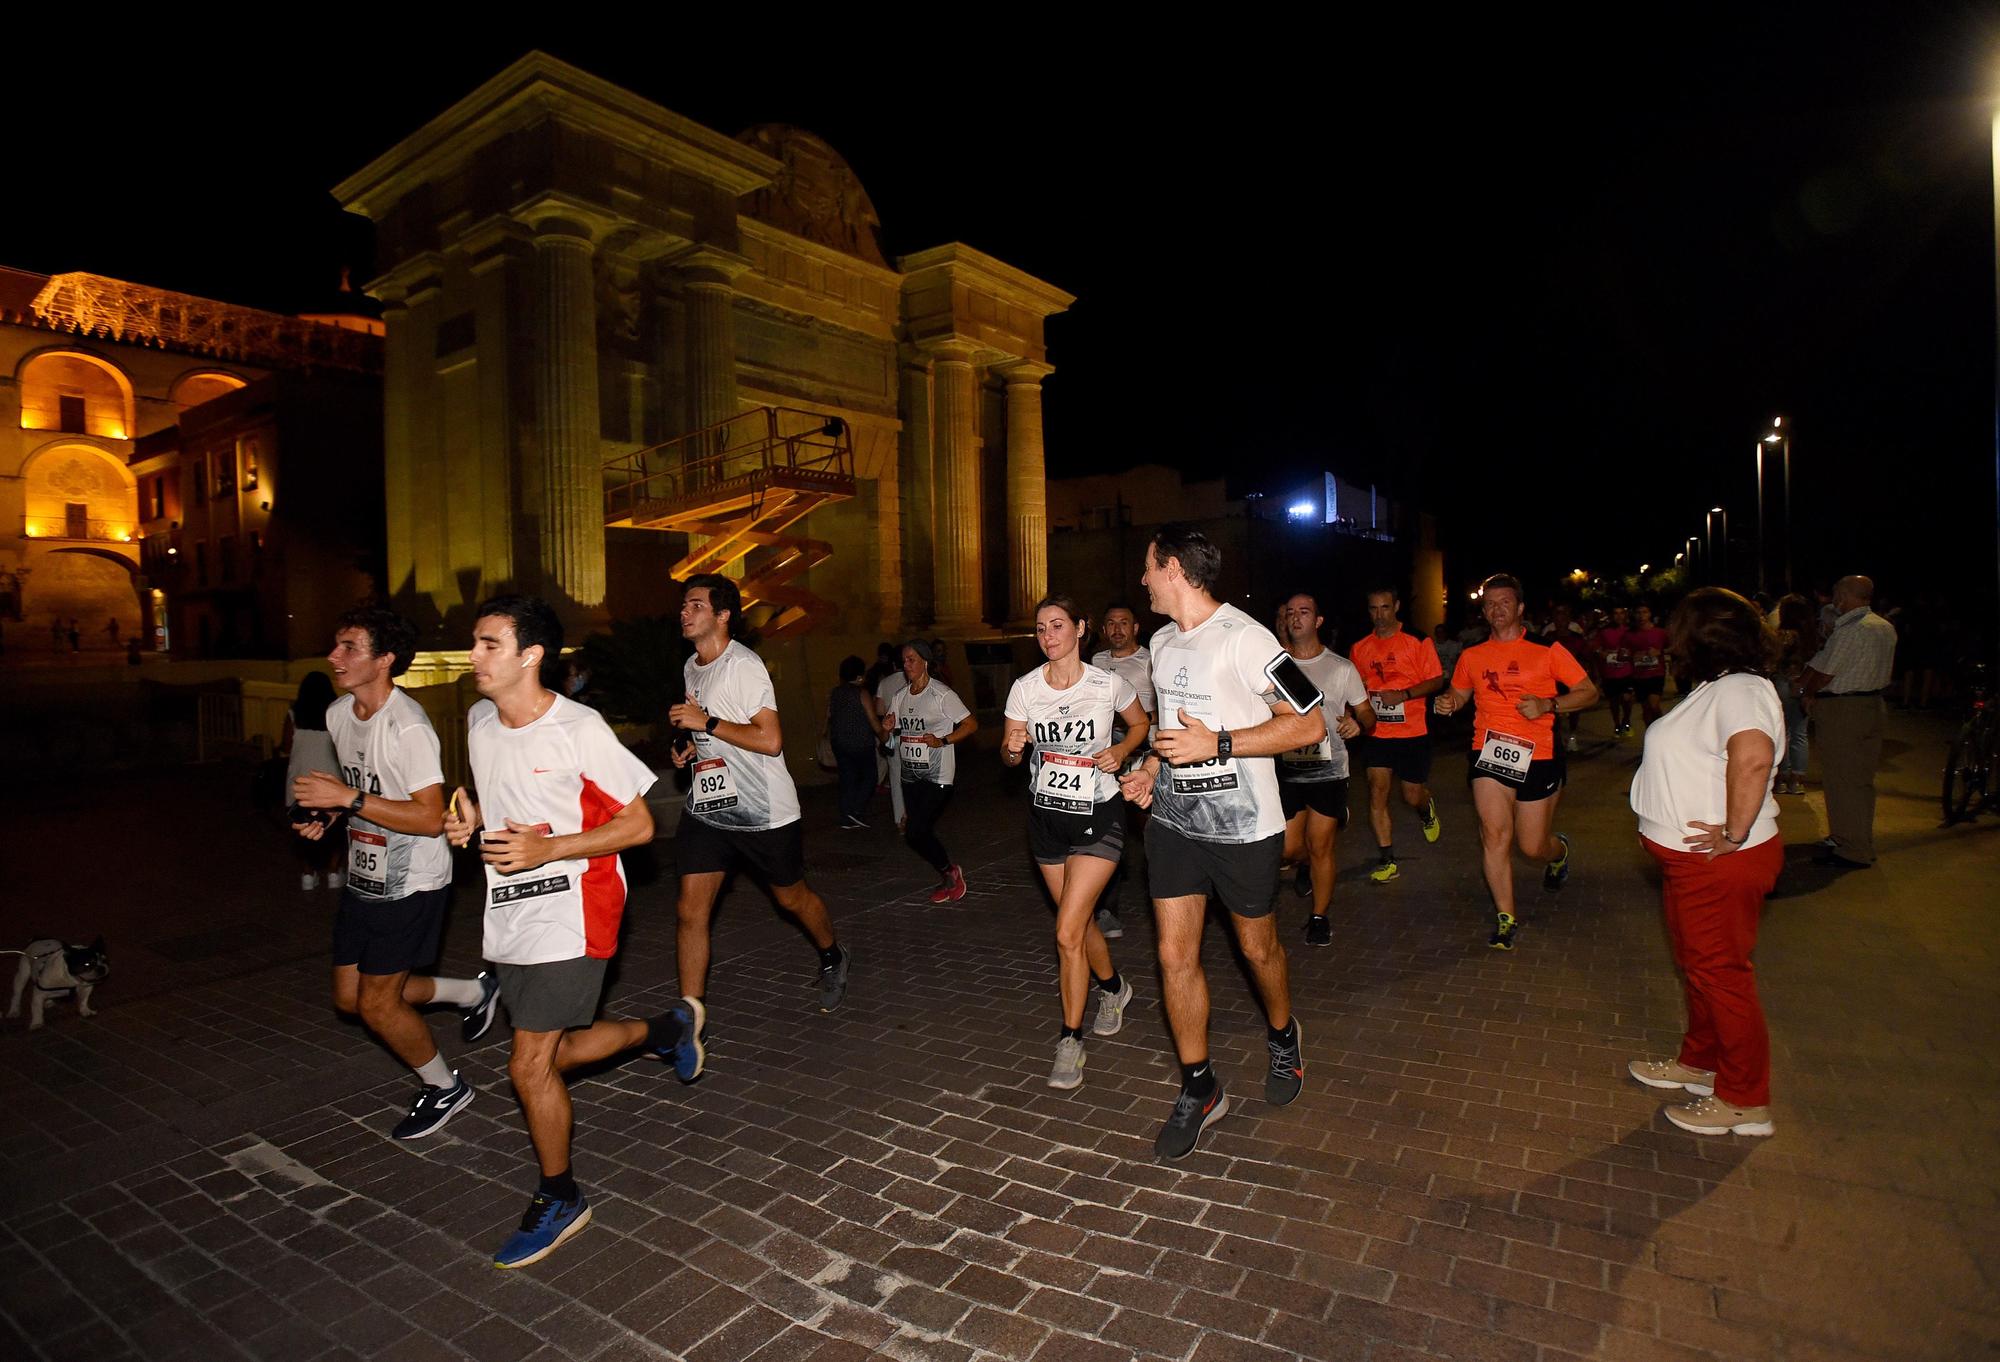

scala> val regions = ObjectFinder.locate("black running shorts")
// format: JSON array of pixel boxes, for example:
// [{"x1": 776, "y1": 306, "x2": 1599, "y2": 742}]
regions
[
  {"x1": 675, "y1": 814, "x2": 807, "y2": 887},
  {"x1": 1355, "y1": 733, "x2": 1434, "y2": 785},
  {"x1": 332, "y1": 886, "x2": 448, "y2": 976},
  {"x1": 1279, "y1": 777, "x2": 1350, "y2": 826},
  {"x1": 1632, "y1": 676, "x2": 1665, "y2": 699},
  {"x1": 1145, "y1": 821, "x2": 1282, "y2": 919},
  {"x1": 1467, "y1": 750, "x2": 1566, "y2": 803},
  {"x1": 1028, "y1": 795, "x2": 1127, "y2": 866}
]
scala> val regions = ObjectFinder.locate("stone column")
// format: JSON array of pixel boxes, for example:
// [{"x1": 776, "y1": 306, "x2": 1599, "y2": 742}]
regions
[
  {"x1": 997, "y1": 360, "x2": 1053, "y2": 626},
  {"x1": 897, "y1": 349, "x2": 936, "y2": 626},
  {"x1": 530, "y1": 219, "x2": 604, "y2": 607},
  {"x1": 375, "y1": 282, "x2": 415, "y2": 601},
  {"x1": 930, "y1": 343, "x2": 983, "y2": 630},
  {"x1": 679, "y1": 248, "x2": 748, "y2": 479}
]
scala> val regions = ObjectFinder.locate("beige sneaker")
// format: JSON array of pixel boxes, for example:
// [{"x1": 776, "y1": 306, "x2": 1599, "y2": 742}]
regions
[
  {"x1": 1628, "y1": 1057, "x2": 1716, "y2": 1096},
  {"x1": 1663, "y1": 1095, "x2": 1774, "y2": 1137}
]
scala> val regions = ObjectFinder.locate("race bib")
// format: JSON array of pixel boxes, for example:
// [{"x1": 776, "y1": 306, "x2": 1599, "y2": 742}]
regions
[
  {"x1": 347, "y1": 827, "x2": 388, "y2": 897},
  {"x1": 1474, "y1": 729, "x2": 1537, "y2": 778},
  {"x1": 1604, "y1": 649, "x2": 1628, "y2": 667},
  {"x1": 691, "y1": 757, "x2": 739, "y2": 814},
  {"x1": 1634, "y1": 651, "x2": 1661, "y2": 669},
  {"x1": 1370, "y1": 694, "x2": 1406, "y2": 723},
  {"x1": 1281, "y1": 737, "x2": 1334, "y2": 766},
  {"x1": 1032, "y1": 751, "x2": 1095, "y2": 813},
  {"x1": 900, "y1": 737, "x2": 937, "y2": 776}
]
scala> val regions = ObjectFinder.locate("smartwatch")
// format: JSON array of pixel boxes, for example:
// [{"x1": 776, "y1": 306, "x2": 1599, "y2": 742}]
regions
[
  {"x1": 347, "y1": 790, "x2": 367, "y2": 815},
  {"x1": 705, "y1": 715, "x2": 721, "y2": 734},
  {"x1": 1216, "y1": 729, "x2": 1233, "y2": 760}
]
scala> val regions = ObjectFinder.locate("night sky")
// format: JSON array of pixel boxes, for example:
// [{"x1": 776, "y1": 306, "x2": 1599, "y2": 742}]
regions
[{"x1": 8, "y1": 11, "x2": 1997, "y2": 636}]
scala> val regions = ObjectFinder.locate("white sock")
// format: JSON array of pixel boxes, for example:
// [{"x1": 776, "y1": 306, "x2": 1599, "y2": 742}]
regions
[
  {"x1": 415, "y1": 1053, "x2": 455, "y2": 1089},
  {"x1": 427, "y1": 976, "x2": 484, "y2": 1008}
]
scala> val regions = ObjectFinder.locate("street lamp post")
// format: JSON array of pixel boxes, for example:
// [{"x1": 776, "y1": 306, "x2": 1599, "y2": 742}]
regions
[
  {"x1": 1766, "y1": 417, "x2": 1792, "y2": 593},
  {"x1": 1706, "y1": 506, "x2": 1728, "y2": 587},
  {"x1": 1754, "y1": 441, "x2": 1766, "y2": 595}
]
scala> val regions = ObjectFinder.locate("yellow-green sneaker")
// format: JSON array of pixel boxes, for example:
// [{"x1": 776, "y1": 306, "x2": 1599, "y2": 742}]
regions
[
  {"x1": 1488, "y1": 913, "x2": 1518, "y2": 950},
  {"x1": 1369, "y1": 861, "x2": 1401, "y2": 884},
  {"x1": 1420, "y1": 798, "x2": 1441, "y2": 844}
]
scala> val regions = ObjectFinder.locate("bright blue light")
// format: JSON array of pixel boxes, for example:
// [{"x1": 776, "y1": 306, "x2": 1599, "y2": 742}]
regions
[{"x1": 1287, "y1": 501, "x2": 1316, "y2": 519}]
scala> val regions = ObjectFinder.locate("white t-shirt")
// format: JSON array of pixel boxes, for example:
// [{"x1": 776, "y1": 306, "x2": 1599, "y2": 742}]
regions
[
  {"x1": 1630, "y1": 673, "x2": 1784, "y2": 851},
  {"x1": 1090, "y1": 646, "x2": 1156, "y2": 716},
  {"x1": 1004, "y1": 663, "x2": 1137, "y2": 810},
  {"x1": 1150, "y1": 603, "x2": 1303, "y2": 843},
  {"x1": 326, "y1": 689, "x2": 451, "y2": 900},
  {"x1": 468, "y1": 695, "x2": 658, "y2": 965},
  {"x1": 1276, "y1": 648, "x2": 1369, "y2": 784},
  {"x1": 875, "y1": 671, "x2": 908, "y2": 711},
  {"x1": 888, "y1": 679, "x2": 971, "y2": 786},
  {"x1": 683, "y1": 641, "x2": 801, "y2": 831}
]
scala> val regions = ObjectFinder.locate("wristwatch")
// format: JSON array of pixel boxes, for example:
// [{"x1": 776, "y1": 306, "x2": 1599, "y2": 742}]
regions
[
  {"x1": 705, "y1": 715, "x2": 721, "y2": 734},
  {"x1": 347, "y1": 790, "x2": 367, "y2": 814},
  {"x1": 1216, "y1": 728, "x2": 1233, "y2": 760}
]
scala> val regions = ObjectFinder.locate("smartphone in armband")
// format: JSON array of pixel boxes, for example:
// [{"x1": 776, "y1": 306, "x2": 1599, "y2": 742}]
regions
[{"x1": 1263, "y1": 654, "x2": 1325, "y2": 713}]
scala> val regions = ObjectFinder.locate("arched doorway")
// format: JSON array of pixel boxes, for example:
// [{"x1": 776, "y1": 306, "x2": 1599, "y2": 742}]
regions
[{"x1": 26, "y1": 549, "x2": 142, "y2": 654}]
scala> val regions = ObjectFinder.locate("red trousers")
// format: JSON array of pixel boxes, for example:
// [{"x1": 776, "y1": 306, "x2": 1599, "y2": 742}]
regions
[{"x1": 1642, "y1": 834, "x2": 1783, "y2": 1107}]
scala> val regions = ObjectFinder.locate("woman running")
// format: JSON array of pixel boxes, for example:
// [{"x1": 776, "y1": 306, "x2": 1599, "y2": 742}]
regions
[
  {"x1": 1001, "y1": 596, "x2": 1153, "y2": 1089},
  {"x1": 882, "y1": 640, "x2": 978, "y2": 902}
]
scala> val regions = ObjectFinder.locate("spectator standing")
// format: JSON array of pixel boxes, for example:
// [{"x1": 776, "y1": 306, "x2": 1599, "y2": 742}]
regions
[{"x1": 1800, "y1": 575, "x2": 1898, "y2": 868}]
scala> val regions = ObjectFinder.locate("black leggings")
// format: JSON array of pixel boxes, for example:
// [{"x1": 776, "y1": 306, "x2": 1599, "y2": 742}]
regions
[{"x1": 901, "y1": 779, "x2": 954, "y2": 873}]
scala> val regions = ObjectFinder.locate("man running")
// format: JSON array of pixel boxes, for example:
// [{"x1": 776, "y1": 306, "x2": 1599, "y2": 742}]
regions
[
  {"x1": 1348, "y1": 588, "x2": 1446, "y2": 886},
  {"x1": 442, "y1": 596, "x2": 696, "y2": 1269},
  {"x1": 1089, "y1": 601, "x2": 1156, "y2": 939},
  {"x1": 1274, "y1": 592, "x2": 1372, "y2": 944},
  {"x1": 1118, "y1": 526, "x2": 1326, "y2": 1159},
  {"x1": 1434, "y1": 574, "x2": 1598, "y2": 950},
  {"x1": 292, "y1": 607, "x2": 499, "y2": 1141},
  {"x1": 667, "y1": 574, "x2": 850, "y2": 1016},
  {"x1": 1594, "y1": 605, "x2": 1636, "y2": 736},
  {"x1": 1627, "y1": 604, "x2": 1670, "y2": 728}
]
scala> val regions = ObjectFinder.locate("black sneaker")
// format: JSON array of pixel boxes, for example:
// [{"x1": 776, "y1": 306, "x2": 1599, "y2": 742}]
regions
[
  {"x1": 392, "y1": 1073, "x2": 473, "y2": 1140},
  {"x1": 460, "y1": 971, "x2": 502, "y2": 1043},
  {"x1": 1154, "y1": 1081, "x2": 1230, "y2": 1160},
  {"x1": 817, "y1": 947, "x2": 851, "y2": 1012},
  {"x1": 1291, "y1": 862, "x2": 1312, "y2": 898},
  {"x1": 1488, "y1": 913, "x2": 1518, "y2": 950},
  {"x1": 1542, "y1": 834, "x2": 1570, "y2": 892},
  {"x1": 1304, "y1": 914, "x2": 1331, "y2": 946},
  {"x1": 1265, "y1": 1021, "x2": 1304, "y2": 1105}
]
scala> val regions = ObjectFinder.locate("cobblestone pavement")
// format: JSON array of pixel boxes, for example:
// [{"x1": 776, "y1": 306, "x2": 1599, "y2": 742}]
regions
[{"x1": 2, "y1": 705, "x2": 1995, "y2": 1362}]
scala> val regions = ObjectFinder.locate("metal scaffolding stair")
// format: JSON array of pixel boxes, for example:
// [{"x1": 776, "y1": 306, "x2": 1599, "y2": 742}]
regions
[{"x1": 604, "y1": 407, "x2": 855, "y2": 638}]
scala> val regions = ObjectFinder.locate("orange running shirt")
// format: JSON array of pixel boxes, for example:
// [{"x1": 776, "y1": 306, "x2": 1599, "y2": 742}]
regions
[
  {"x1": 1348, "y1": 631, "x2": 1443, "y2": 737},
  {"x1": 1449, "y1": 637, "x2": 1588, "y2": 762}
]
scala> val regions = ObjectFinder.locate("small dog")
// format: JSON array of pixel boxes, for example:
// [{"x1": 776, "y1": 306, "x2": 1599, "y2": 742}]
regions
[{"x1": 7, "y1": 938, "x2": 109, "y2": 1030}]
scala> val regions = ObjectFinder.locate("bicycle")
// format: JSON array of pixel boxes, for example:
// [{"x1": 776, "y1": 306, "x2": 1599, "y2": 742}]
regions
[{"x1": 1941, "y1": 662, "x2": 1996, "y2": 825}]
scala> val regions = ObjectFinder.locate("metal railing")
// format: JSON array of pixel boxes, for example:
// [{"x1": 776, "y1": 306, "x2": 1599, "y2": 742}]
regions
[
  {"x1": 22, "y1": 516, "x2": 136, "y2": 543},
  {"x1": 604, "y1": 406, "x2": 854, "y2": 524}
]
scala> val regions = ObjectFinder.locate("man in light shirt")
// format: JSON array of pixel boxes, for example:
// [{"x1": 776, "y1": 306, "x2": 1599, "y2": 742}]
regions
[
  {"x1": 1089, "y1": 601, "x2": 1156, "y2": 939},
  {"x1": 1800, "y1": 575, "x2": 1898, "y2": 868}
]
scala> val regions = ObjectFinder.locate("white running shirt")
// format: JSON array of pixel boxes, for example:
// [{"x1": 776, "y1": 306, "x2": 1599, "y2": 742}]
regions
[
  {"x1": 1276, "y1": 649, "x2": 1369, "y2": 784},
  {"x1": 1150, "y1": 603, "x2": 1300, "y2": 843},
  {"x1": 326, "y1": 689, "x2": 451, "y2": 900},
  {"x1": 1004, "y1": 663, "x2": 1137, "y2": 809},
  {"x1": 683, "y1": 641, "x2": 802, "y2": 831},
  {"x1": 1090, "y1": 646, "x2": 1156, "y2": 716},
  {"x1": 888, "y1": 679, "x2": 971, "y2": 786},
  {"x1": 468, "y1": 695, "x2": 657, "y2": 965}
]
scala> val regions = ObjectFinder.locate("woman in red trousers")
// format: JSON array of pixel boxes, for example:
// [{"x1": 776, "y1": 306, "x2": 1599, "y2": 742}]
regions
[{"x1": 1627, "y1": 588, "x2": 1785, "y2": 1136}]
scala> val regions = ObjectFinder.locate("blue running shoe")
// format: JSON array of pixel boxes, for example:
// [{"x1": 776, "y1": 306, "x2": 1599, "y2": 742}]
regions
[
  {"x1": 493, "y1": 1192, "x2": 590, "y2": 1269},
  {"x1": 650, "y1": 996, "x2": 705, "y2": 1082}
]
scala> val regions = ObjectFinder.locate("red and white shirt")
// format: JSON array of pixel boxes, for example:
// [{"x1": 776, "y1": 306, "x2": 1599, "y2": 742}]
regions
[{"x1": 468, "y1": 694, "x2": 657, "y2": 965}]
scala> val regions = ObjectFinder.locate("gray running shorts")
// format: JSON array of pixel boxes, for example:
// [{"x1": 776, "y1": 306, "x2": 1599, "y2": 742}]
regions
[{"x1": 495, "y1": 956, "x2": 609, "y2": 1032}]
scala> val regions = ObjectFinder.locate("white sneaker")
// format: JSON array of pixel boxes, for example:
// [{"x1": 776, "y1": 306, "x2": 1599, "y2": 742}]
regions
[
  {"x1": 327, "y1": 871, "x2": 346, "y2": 891},
  {"x1": 1048, "y1": 1036, "x2": 1085, "y2": 1090},
  {"x1": 300, "y1": 872, "x2": 320, "y2": 891}
]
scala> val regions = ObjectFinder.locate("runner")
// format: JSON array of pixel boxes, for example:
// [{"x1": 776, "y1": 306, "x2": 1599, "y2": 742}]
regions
[
  {"x1": 291, "y1": 607, "x2": 500, "y2": 1141},
  {"x1": 1348, "y1": 587, "x2": 1447, "y2": 887},
  {"x1": 1001, "y1": 595, "x2": 1152, "y2": 1089},
  {"x1": 882, "y1": 640, "x2": 978, "y2": 902},
  {"x1": 1433, "y1": 574, "x2": 1599, "y2": 950},
  {"x1": 1628, "y1": 603, "x2": 1670, "y2": 727},
  {"x1": 441, "y1": 595, "x2": 697, "y2": 1269},
  {"x1": 1088, "y1": 600, "x2": 1157, "y2": 940},
  {"x1": 1594, "y1": 605, "x2": 1636, "y2": 735},
  {"x1": 1540, "y1": 605, "x2": 1587, "y2": 752},
  {"x1": 1274, "y1": 591, "x2": 1372, "y2": 944},
  {"x1": 668, "y1": 574, "x2": 851, "y2": 1020},
  {"x1": 1117, "y1": 525, "x2": 1327, "y2": 1159}
]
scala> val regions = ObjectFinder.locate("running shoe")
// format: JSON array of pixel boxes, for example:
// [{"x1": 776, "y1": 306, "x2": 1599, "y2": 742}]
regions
[
  {"x1": 1291, "y1": 862, "x2": 1312, "y2": 898},
  {"x1": 1094, "y1": 908, "x2": 1124, "y2": 940},
  {"x1": 1090, "y1": 977, "x2": 1133, "y2": 1036},
  {"x1": 391, "y1": 1073, "x2": 473, "y2": 1140},
  {"x1": 1488, "y1": 913, "x2": 1518, "y2": 950},
  {"x1": 841, "y1": 814, "x2": 868, "y2": 829},
  {"x1": 326, "y1": 872, "x2": 346, "y2": 891},
  {"x1": 493, "y1": 1191, "x2": 591, "y2": 1269},
  {"x1": 1265, "y1": 1021, "x2": 1304, "y2": 1105},
  {"x1": 1627, "y1": 1058, "x2": 1716, "y2": 1096},
  {"x1": 650, "y1": 997, "x2": 706, "y2": 1082},
  {"x1": 299, "y1": 872, "x2": 320, "y2": 891},
  {"x1": 1154, "y1": 1081, "x2": 1230, "y2": 1160},
  {"x1": 460, "y1": 971, "x2": 502, "y2": 1043},
  {"x1": 1421, "y1": 798, "x2": 1441, "y2": 843},
  {"x1": 1542, "y1": 834, "x2": 1570, "y2": 892},
  {"x1": 817, "y1": 947, "x2": 851, "y2": 1013},
  {"x1": 1663, "y1": 1095, "x2": 1774, "y2": 1137},
  {"x1": 1368, "y1": 861, "x2": 1400, "y2": 884},
  {"x1": 1304, "y1": 914, "x2": 1331, "y2": 946},
  {"x1": 928, "y1": 865, "x2": 967, "y2": 904},
  {"x1": 1048, "y1": 1036, "x2": 1085, "y2": 1090}
]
